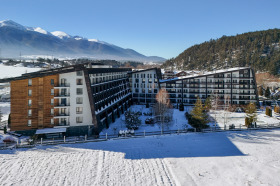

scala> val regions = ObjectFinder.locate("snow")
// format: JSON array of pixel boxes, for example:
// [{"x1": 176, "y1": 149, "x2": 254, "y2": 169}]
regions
[
  {"x1": 33, "y1": 27, "x2": 49, "y2": 35},
  {"x1": 160, "y1": 67, "x2": 249, "y2": 83},
  {"x1": 208, "y1": 109, "x2": 280, "y2": 128},
  {"x1": 0, "y1": 64, "x2": 41, "y2": 79},
  {"x1": 0, "y1": 20, "x2": 26, "y2": 31},
  {"x1": 100, "y1": 105, "x2": 190, "y2": 135},
  {"x1": 51, "y1": 31, "x2": 71, "y2": 39},
  {"x1": 0, "y1": 102, "x2": 10, "y2": 121},
  {"x1": 0, "y1": 129, "x2": 280, "y2": 185}
]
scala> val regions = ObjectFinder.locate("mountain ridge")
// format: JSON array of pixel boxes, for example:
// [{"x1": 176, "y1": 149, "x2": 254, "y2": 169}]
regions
[{"x1": 0, "y1": 20, "x2": 165, "y2": 62}]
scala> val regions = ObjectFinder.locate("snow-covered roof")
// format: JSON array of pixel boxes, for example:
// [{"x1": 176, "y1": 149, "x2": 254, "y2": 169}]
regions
[
  {"x1": 35, "y1": 128, "x2": 67, "y2": 135},
  {"x1": 159, "y1": 67, "x2": 250, "y2": 83}
]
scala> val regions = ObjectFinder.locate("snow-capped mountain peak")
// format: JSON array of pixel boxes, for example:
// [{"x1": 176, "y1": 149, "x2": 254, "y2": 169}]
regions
[
  {"x1": 51, "y1": 31, "x2": 71, "y2": 39},
  {"x1": 33, "y1": 27, "x2": 49, "y2": 35},
  {"x1": 0, "y1": 20, "x2": 26, "y2": 31}
]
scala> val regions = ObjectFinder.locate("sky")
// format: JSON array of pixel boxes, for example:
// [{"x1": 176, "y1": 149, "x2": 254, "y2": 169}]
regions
[{"x1": 0, "y1": 0, "x2": 280, "y2": 59}]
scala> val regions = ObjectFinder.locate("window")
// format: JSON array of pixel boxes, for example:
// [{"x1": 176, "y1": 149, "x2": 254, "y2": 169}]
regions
[
  {"x1": 51, "y1": 89, "x2": 54, "y2": 95},
  {"x1": 76, "y1": 71, "x2": 83, "y2": 76},
  {"x1": 50, "y1": 79, "x2": 54, "y2": 85},
  {"x1": 51, "y1": 119, "x2": 54, "y2": 125},
  {"x1": 51, "y1": 109, "x2": 54, "y2": 115},
  {"x1": 77, "y1": 88, "x2": 83, "y2": 95},
  {"x1": 28, "y1": 120, "x2": 31, "y2": 126},
  {"x1": 51, "y1": 99, "x2": 54, "y2": 105},
  {"x1": 28, "y1": 109, "x2": 32, "y2": 116},
  {"x1": 28, "y1": 99, "x2": 32, "y2": 106},
  {"x1": 76, "y1": 97, "x2": 83, "y2": 104},
  {"x1": 76, "y1": 107, "x2": 83, "y2": 114},
  {"x1": 61, "y1": 108, "x2": 66, "y2": 115},
  {"x1": 28, "y1": 89, "x2": 32, "y2": 96},
  {"x1": 76, "y1": 117, "x2": 83, "y2": 123},
  {"x1": 61, "y1": 78, "x2": 67, "y2": 86},
  {"x1": 76, "y1": 79, "x2": 83, "y2": 85},
  {"x1": 28, "y1": 79, "x2": 32, "y2": 86}
]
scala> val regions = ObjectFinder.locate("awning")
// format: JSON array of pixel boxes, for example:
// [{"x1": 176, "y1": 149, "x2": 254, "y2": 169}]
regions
[{"x1": 35, "y1": 128, "x2": 67, "y2": 135}]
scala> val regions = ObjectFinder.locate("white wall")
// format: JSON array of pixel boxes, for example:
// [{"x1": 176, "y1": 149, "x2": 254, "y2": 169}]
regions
[{"x1": 59, "y1": 71, "x2": 93, "y2": 126}]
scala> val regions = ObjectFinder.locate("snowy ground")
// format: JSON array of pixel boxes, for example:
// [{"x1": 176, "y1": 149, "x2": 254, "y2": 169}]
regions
[
  {"x1": 101, "y1": 105, "x2": 280, "y2": 135},
  {"x1": 209, "y1": 109, "x2": 280, "y2": 128},
  {"x1": 100, "y1": 105, "x2": 191, "y2": 135},
  {"x1": 0, "y1": 64, "x2": 41, "y2": 79},
  {"x1": 0, "y1": 129, "x2": 280, "y2": 185},
  {"x1": 0, "y1": 102, "x2": 10, "y2": 121}
]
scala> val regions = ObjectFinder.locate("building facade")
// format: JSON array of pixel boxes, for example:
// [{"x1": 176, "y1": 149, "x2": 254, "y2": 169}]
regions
[
  {"x1": 159, "y1": 67, "x2": 259, "y2": 105},
  {"x1": 0, "y1": 65, "x2": 258, "y2": 135},
  {"x1": 129, "y1": 68, "x2": 162, "y2": 104},
  {"x1": 2, "y1": 64, "x2": 132, "y2": 135}
]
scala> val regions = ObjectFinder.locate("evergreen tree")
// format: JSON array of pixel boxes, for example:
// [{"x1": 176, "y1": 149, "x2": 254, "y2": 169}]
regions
[
  {"x1": 186, "y1": 97, "x2": 209, "y2": 130},
  {"x1": 125, "y1": 110, "x2": 141, "y2": 130},
  {"x1": 265, "y1": 87, "x2": 271, "y2": 98}
]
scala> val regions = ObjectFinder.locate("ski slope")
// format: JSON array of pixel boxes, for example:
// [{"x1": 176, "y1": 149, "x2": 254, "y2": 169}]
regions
[{"x1": 1, "y1": 129, "x2": 280, "y2": 186}]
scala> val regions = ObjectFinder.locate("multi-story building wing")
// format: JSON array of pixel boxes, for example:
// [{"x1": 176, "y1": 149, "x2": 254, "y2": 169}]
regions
[
  {"x1": 0, "y1": 64, "x2": 132, "y2": 135},
  {"x1": 159, "y1": 67, "x2": 259, "y2": 105},
  {"x1": 88, "y1": 68, "x2": 132, "y2": 131},
  {"x1": 129, "y1": 68, "x2": 162, "y2": 104}
]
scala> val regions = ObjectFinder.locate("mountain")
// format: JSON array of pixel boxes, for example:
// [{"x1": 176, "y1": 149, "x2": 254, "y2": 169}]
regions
[
  {"x1": 0, "y1": 20, "x2": 165, "y2": 62},
  {"x1": 162, "y1": 29, "x2": 280, "y2": 75}
]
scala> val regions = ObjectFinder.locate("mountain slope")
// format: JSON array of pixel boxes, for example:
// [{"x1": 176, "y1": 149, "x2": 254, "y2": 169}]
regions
[
  {"x1": 0, "y1": 20, "x2": 165, "y2": 62},
  {"x1": 162, "y1": 29, "x2": 280, "y2": 75}
]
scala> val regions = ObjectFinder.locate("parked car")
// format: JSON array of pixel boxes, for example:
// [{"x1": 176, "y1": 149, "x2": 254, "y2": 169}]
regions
[{"x1": 145, "y1": 118, "x2": 155, "y2": 124}]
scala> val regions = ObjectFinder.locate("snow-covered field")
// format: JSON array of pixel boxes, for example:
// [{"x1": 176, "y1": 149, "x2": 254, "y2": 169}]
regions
[
  {"x1": 100, "y1": 105, "x2": 191, "y2": 135},
  {"x1": 101, "y1": 105, "x2": 280, "y2": 135},
  {"x1": 1, "y1": 129, "x2": 280, "y2": 185},
  {"x1": 0, "y1": 64, "x2": 41, "y2": 79}
]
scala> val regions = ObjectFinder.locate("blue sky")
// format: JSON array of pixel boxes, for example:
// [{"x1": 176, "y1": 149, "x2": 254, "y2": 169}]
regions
[{"x1": 0, "y1": 0, "x2": 280, "y2": 59}]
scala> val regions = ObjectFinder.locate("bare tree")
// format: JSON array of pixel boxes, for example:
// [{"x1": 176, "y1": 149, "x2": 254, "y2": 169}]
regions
[{"x1": 154, "y1": 89, "x2": 173, "y2": 134}]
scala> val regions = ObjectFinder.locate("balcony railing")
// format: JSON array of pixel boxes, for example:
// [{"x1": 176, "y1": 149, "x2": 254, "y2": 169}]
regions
[
  {"x1": 54, "y1": 113, "x2": 70, "y2": 118},
  {"x1": 54, "y1": 93, "x2": 70, "y2": 97},
  {"x1": 55, "y1": 83, "x2": 70, "y2": 88},
  {"x1": 57, "y1": 122, "x2": 70, "y2": 126},
  {"x1": 54, "y1": 104, "x2": 70, "y2": 108}
]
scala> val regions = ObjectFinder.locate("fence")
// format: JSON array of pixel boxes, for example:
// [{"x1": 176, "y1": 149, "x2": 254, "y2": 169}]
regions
[{"x1": 1, "y1": 122, "x2": 280, "y2": 150}]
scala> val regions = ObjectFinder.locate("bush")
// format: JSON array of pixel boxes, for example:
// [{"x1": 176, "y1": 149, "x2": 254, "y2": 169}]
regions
[
  {"x1": 146, "y1": 103, "x2": 149, "y2": 108},
  {"x1": 179, "y1": 103, "x2": 184, "y2": 111}
]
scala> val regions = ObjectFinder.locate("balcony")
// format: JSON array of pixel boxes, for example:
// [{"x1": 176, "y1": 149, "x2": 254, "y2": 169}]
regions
[
  {"x1": 54, "y1": 93, "x2": 70, "y2": 98},
  {"x1": 57, "y1": 122, "x2": 70, "y2": 126},
  {"x1": 54, "y1": 113, "x2": 70, "y2": 118},
  {"x1": 54, "y1": 104, "x2": 70, "y2": 108},
  {"x1": 54, "y1": 83, "x2": 70, "y2": 88}
]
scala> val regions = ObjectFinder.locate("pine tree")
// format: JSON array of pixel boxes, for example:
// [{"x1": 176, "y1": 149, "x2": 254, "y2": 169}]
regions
[
  {"x1": 245, "y1": 103, "x2": 257, "y2": 127},
  {"x1": 188, "y1": 97, "x2": 209, "y2": 130},
  {"x1": 125, "y1": 110, "x2": 141, "y2": 130}
]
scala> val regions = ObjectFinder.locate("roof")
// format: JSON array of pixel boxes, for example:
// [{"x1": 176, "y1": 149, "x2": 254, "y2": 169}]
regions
[
  {"x1": 159, "y1": 67, "x2": 251, "y2": 83},
  {"x1": 130, "y1": 68, "x2": 160, "y2": 74},
  {"x1": 0, "y1": 64, "x2": 85, "y2": 83},
  {"x1": 35, "y1": 127, "x2": 67, "y2": 135}
]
